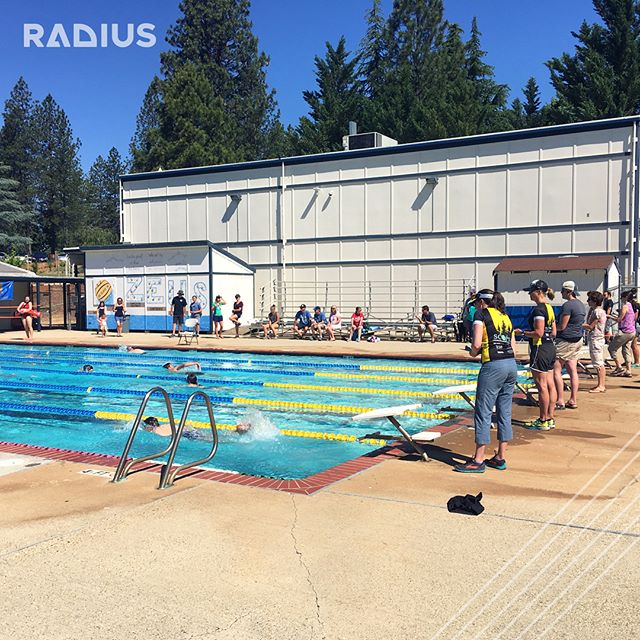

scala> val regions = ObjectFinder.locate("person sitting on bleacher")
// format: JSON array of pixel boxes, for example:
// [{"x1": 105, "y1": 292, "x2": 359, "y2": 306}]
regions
[
  {"x1": 415, "y1": 305, "x2": 437, "y2": 343},
  {"x1": 327, "y1": 306, "x2": 342, "y2": 341},
  {"x1": 349, "y1": 307, "x2": 365, "y2": 342},
  {"x1": 293, "y1": 304, "x2": 313, "y2": 338},
  {"x1": 263, "y1": 305, "x2": 280, "y2": 339},
  {"x1": 311, "y1": 306, "x2": 327, "y2": 340}
]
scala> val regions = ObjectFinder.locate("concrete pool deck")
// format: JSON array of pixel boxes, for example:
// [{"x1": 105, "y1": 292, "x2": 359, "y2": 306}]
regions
[{"x1": 0, "y1": 330, "x2": 639, "y2": 638}]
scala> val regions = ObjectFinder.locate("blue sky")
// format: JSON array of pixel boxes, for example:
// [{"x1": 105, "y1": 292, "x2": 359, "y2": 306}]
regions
[{"x1": 0, "y1": 0, "x2": 598, "y2": 170}]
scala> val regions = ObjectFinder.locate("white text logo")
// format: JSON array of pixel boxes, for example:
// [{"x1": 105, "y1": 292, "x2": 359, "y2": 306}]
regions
[{"x1": 24, "y1": 24, "x2": 157, "y2": 48}]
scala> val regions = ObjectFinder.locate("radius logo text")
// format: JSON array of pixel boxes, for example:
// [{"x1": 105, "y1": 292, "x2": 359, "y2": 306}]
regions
[{"x1": 24, "y1": 23, "x2": 156, "y2": 48}]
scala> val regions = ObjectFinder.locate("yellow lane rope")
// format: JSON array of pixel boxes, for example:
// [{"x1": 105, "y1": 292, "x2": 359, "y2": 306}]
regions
[
  {"x1": 360, "y1": 365, "x2": 482, "y2": 374},
  {"x1": 315, "y1": 372, "x2": 474, "y2": 385},
  {"x1": 230, "y1": 397, "x2": 452, "y2": 419},
  {"x1": 264, "y1": 381, "x2": 469, "y2": 400}
]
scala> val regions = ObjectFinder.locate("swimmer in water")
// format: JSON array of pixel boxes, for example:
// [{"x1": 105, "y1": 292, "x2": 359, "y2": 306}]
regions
[
  {"x1": 127, "y1": 346, "x2": 146, "y2": 354},
  {"x1": 186, "y1": 373, "x2": 202, "y2": 387},
  {"x1": 162, "y1": 362, "x2": 201, "y2": 372},
  {"x1": 81, "y1": 364, "x2": 94, "y2": 372},
  {"x1": 141, "y1": 416, "x2": 173, "y2": 437},
  {"x1": 235, "y1": 421, "x2": 252, "y2": 434},
  {"x1": 141, "y1": 416, "x2": 203, "y2": 440}
]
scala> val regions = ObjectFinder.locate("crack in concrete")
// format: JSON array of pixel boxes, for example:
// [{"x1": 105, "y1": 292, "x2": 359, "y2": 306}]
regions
[{"x1": 289, "y1": 494, "x2": 324, "y2": 640}]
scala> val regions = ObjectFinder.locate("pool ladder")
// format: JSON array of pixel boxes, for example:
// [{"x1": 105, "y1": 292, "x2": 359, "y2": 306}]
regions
[{"x1": 111, "y1": 386, "x2": 219, "y2": 489}]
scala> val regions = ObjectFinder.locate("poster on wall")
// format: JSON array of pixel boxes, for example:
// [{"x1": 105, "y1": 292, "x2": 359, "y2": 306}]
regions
[
  {"x1": 192, "y1": 279, "x2": 208, "y2": 312},
  {"x1": 0, "y1": 281, "x2": 14, "y2": 301},
  {"x1": 125, "y1": 276, "x2": 145, "y2": 307},
  {"x1": 168, "y1": 278, "x2": 188, "y2": 306},
  {"x1": 93, "y1": 278, "x2": 115, "y2": 307},
  {"x1": 146, "y1": 277, "x2": 165, "y2": 311}
]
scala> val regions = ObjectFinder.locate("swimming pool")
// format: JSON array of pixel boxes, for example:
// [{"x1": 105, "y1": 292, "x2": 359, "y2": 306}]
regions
[{"x1": 0, "y1": 345, "x2": 513, "y2": 480}]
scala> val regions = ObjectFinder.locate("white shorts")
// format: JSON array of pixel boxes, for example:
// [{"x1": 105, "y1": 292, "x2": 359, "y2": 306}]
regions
[{"x1": 589, "y1": 337, "x2": 605, "y2": 367}]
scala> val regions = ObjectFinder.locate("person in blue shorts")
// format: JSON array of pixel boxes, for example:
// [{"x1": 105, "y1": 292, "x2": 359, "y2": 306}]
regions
[
  {"x1": 294, "y1": 304, "x2": 312, "y2": 338},
  {"x1": 311, "y1": 306, "x2": 327, "y2": 340}
]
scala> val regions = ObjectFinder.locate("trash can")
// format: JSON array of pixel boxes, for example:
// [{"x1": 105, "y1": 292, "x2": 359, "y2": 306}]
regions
[{"x1": 122, "y1": 315, "x2": 131, "y2": 334}]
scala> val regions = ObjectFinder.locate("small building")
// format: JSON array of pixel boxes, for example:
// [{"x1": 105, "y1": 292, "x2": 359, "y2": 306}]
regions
[
  {"x1": 494, "y1": 254, "x2": 620, "y2": 328},
  {"x1": 0, "y1": 261, "x2": 84, "y2": 332},
  {"x1": 80, "y1": 241, "x2": 254, "y2": 333}
]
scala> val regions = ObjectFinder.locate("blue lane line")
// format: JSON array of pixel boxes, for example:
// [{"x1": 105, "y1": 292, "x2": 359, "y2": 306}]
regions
[
  {"x1": 0, "y1": 365, "x2": 265, "y2": 387},
  {"x1": 0, "y1": 379, "x2": 233, "y2": 404},
  {"x1": 0, "y1": 400, "x2": 96, "y2": 418},
  {"x1": 0, "y1": 354, "x2": 317, "y2": 378}
]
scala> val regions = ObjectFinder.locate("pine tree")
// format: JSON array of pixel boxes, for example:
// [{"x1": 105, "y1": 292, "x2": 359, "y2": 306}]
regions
[
  {"x1": 31, "y1": 95, "x2": 86, "y2": 251},
  {"x1": 509, "y1": 98, "x2": 527, "y2": 129},
  {"x1": 521, "y1": 76, "x2": 546, "y2": 127},
  {"x1": 375, "y1": 0, "x2": 448, "y2": 142},
  {"x1": 130, "y1": 76, "x2": 163, "y2": 172},
  {"x1": 463, "y1": 17, "x2": 509, "y2": 133},
  {"x1": 152, "y1": 63, "x2": 238, "y2": 169},
  {"x1": 547, "y1": 0, "x2": 640, "y2": 121},
  {"x1": 85, "y1": 148, "x2": 128, "y2": 244},
  {"x1": 296, "y1": 38, "x2": 364, "y2": 154},
  {"x1": 0, "y1": 77, "x2": 36, "y2": 206},
  {"x1": 358, "y1": 0, "x2": 393, "y2": 133},
  {"x1": 157, "y1": 0, "x2": 280, "y2": 162},
  {"x1": 0, "y1": 164, "x2": 33, "y2": 253}
]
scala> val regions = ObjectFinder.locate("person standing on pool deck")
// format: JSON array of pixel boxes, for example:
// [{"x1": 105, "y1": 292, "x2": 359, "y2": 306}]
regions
[
  {"x1": 170, "y1": 289, "x2": 188, "y2": 337},
  {"x1": 454, "y1": 289, "x2": 517, "y2": 473},
  {"x1": 602, "y1": 291, "x2": 614, "y2": 343},
  {"x1": 96, "y1": 300, "x2": 107, "y2": 337},
  {"x1": 608, "y1": 290, "x2": 636, "y2": 377},
  {"x1": 212, "y1": 295, "x2": 226, "y2": 338},
  {"x1": 113, "y1": 297, "x2": 127, "y2": 337},
  {"x1": 189, "y1": 295, "x2": 202, "y2": 337},
  {"x1": 229, "y1": 294, "x2": 243, "y2": 338},
  {"x1": 582, "y1": 291, "x2": 607, "y2": 393},
  {"x1": 16, "y1": 296, "x2": 35, "y2": 342},
  {"x1": 553, "y1": 281, "x2": 585, "y2": 410},
  {"x1": 515, "y1": 280, "x2": 557, "y2": 431}
]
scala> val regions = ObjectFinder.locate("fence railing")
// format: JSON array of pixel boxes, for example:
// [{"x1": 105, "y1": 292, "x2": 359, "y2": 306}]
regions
[{"x1": 257, "y1": 278, "x2": 475, "y2": 322}]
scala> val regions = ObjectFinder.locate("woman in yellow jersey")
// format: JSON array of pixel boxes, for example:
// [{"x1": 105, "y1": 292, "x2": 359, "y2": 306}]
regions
[
  {"x1": 454, "y1": 289, "x2": 518, "y2": 473},
  {"x1": 515, "y1": 280, "x2": 557, "y2": 431}
]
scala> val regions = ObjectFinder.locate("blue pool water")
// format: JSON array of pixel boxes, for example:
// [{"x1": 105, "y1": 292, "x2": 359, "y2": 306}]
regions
[{"x1": 0, "y1": 344, "x2": 501, "y2": 479}]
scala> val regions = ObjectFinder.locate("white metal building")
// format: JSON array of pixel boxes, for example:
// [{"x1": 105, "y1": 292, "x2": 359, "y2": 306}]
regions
[{"x1": 81, "y1": 116, "x2": 640, "y2": 330}]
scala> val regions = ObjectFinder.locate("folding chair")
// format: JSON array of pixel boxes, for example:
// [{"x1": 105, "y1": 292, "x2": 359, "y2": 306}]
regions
[
  {"x1": 177, "y1": 318, "x2": 199, "y2": 345},
  {"x1": 352, "y1": 404, "x2": 441, "y2": 462}
]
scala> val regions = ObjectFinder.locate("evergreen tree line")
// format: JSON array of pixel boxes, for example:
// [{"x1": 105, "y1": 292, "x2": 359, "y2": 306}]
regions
[{"x1": 1, "y1": 0, "x2": 640, "y2": 253}]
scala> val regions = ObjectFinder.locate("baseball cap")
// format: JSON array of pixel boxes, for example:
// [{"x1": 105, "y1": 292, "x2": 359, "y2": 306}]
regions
[
  {"x1": 300, "y1": 304, "x2": 306, "y2": 309},
  {"x1": 177, "y1": 289, "x2": 184, "y2": 295},
  {"x1": 314, "y1": 306, "x2": 321, "y2": 311},
  {"x1": 562, "y1": 280, "x2": 580, "y2": 295},
  {"x1": 523, "y1": 279, "x2": 548, "y2": 293}
]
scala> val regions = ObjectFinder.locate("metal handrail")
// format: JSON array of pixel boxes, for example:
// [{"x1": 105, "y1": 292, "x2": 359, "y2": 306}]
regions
[
  {"x1": 111, "y1": 387, "x2": 177, "y2": 483},
  {"x1": 158, "y1": 391, "x2": 219, "y2": 489}
]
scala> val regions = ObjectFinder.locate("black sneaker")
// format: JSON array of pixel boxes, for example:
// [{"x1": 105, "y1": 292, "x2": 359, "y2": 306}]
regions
[{"x1": 485, "y1": 455, "x2": 507, "y2": 470}]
